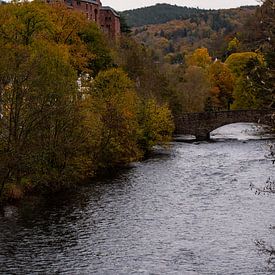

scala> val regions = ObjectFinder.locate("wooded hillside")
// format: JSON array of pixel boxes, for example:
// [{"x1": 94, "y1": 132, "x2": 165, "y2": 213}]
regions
[
  {"x1": 120, "y1": 3, "x2": 257, "y2": 27},
  {"x1": 125, "y1": 5, "x2": 257, "y2": 61}
]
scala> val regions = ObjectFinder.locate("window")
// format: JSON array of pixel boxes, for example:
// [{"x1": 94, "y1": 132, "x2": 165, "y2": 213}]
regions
[{"x1": 94, "y1": 9, "x2": 98, "y2": 22}]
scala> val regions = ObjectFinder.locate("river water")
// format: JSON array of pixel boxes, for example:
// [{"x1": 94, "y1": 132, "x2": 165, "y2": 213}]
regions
[{"x1": 0, "y1": 123, "x2": 275, "y2": 274}]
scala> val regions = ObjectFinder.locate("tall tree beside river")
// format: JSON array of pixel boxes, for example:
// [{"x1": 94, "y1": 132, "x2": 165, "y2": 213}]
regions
[{"x1": 0, "y1": 2, "x2": 174, "y2": 203}]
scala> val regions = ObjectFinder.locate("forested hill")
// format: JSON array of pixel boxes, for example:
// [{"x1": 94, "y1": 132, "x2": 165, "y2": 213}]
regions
[
  {"x1": 121, "y1": 4, "x2": 206, "y2": 27},
  {"x1": 120, "y1": 3, "x2": 257, "y2": 27},
  {"x1": 128, "y1": 4, "x2": 257, "y2": 61}
]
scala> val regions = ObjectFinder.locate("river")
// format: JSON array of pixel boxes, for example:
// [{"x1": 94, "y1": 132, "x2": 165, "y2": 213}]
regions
[{"x1": 0, "y1": 123, "x2": 275, "y2": 274}]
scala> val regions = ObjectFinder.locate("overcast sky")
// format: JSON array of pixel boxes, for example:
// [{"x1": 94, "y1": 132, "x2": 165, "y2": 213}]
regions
[{"x1": 103, "y1": 0, "x2": 259, "y2": 11}]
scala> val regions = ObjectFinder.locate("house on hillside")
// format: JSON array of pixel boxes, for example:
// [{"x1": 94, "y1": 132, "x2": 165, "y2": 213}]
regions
[{"x1": 62, "y1": 0, "x2": 120, "y2": 37}]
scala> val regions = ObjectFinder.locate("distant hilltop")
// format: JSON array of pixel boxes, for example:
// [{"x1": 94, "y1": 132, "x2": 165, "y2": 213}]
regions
[{"x1": 120, "y1": 3, "x2": 258, "y2": 27}]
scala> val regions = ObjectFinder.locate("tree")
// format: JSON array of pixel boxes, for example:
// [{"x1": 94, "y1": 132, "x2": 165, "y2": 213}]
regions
[
  {"x1": 79, "y1": 23, "x2": 114, "y2": 76},
  {"x1": 208, "y1": 60, "x2": 235, "y2": 110},
  {"x1": 225, "y1": 52, "x2": 259, "y2": 75},
  {"x1": 239, "y1": 1, "x2": 274, "y2": 117},
  {"x1": 242, "y1": 0, "x2": 274, "y2": 53},
  {"x1": 187, "y1": 47, "x2": 212, "y2": 69},
  {"x1": 0, "y1": 40, "x2": 81, "y2": 198},
  {"x1": 0, "y1": 1, "x2": 112, "y2": 198},
  {"x1": 0, "y1": 2, "x2": 175, "y2": 202},
  {"x1": 137, "y1": 98, "x2": 174, "y2": 153},
  {"x1": 227, "y1": 37, "x2": 240, "y2": 53},
  {"x1": 225, "y1": 52, "x2": 272, "y2": 109},
  {"x1": 89, "y1": 68, "x2": 141, "y2": 168},
  {"x1": 119, "y1": 14, "x2": 132, "y2": 34},
  {"x1": 176, "y1": 65, "x2": 211, "y2": 113}
]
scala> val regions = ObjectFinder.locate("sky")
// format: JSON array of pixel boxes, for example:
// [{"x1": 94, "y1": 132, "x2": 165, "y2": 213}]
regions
[{"x1": 103, "y1": 0, "x2": 259, "y2": 11}]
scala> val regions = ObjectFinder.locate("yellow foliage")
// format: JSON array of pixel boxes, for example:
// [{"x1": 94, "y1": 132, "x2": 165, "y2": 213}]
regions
[
  {"x1": 138, "y1": 98, "x2": 174, "y2": 151},
  {"x1": 227, "y1": 37, "x2": 240, "y2": 52},
  {"x1": 208, "y1": 60, "x2": 235, "y2": 109},
  {"x1": 187, "y1": 48, "x2": 212, "y2": 69},
  {"x1": 88, "y1": 68, "x2": 142, "y2": 167},
  {"x1": 225, "y1": 52, "x2": 260, "y2": 76}
]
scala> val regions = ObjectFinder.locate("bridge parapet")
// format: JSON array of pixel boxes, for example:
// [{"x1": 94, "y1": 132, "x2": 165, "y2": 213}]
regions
[{"x1": 174, "y1": 109, "x2": 275, "y2": 140}]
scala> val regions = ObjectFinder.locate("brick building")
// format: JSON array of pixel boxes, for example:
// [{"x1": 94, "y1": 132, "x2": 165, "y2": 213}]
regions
[{"x1": 64, "y1": 0, "x2": 120, "y2": 37}]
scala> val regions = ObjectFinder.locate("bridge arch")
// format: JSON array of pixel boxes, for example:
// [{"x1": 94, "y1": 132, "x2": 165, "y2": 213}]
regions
[{"x1": 174, "y1": 109, "x2": 274, "y2": 140}]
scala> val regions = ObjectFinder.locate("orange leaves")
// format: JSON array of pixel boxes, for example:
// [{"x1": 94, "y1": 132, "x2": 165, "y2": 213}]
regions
[{"x1": 208, "y1": 60, "x2": 235, "y2": 109}]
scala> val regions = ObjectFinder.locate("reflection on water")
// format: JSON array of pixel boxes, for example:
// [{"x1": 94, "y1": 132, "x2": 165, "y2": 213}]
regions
[{"x1": 0, "y1": 123, "x2": 275, "y2": 274}]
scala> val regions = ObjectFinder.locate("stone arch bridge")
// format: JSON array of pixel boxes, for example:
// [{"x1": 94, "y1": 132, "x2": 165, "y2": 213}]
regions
[{"x1": 174, "y1": 109, "x2": 275, "y2": 140}]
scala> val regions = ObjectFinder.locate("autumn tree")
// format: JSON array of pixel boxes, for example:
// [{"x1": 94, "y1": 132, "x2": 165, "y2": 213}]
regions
[
  {"x1": 87, "y1": 68, "x2": 174, "y2": 165},
  {"x1": 138, "y1": 98, "x2": 174, "y2": 153},
  {"x1": 0, "y1": 1, "x2": 111, "y2": 198},
  {"x1": 176, "y1": 65, "x2": 211, "y2": 113},
  {"x1": 242, "y1": 0, "x2": 274, "y2": 53},
  {"x1": 225, "y1": 52, "x2": 259, "y2": 75},
  {"x1": 88, "y1": 68, "x2": 141, "y2": 168},
  {"x1": 115, "y1": 36, "x2": 178, "y2": 112},
  {"x1": 187, "y1": 47, "x2": 212, "y2": 69},
  {"x1": 0, "y1": 2, "x2": 175, "y2": 202},
  {"x1": 225, "y1": 52, "x2": 273, "y2": 109},
  {"x1": 208, "y1": 60, "x2": 235, "y2": 110}
]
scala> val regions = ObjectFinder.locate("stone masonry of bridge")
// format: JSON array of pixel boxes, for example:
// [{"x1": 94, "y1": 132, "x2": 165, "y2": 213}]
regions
[{"x1": 174, "y1": 109, "x2": 275, "y2": 140}]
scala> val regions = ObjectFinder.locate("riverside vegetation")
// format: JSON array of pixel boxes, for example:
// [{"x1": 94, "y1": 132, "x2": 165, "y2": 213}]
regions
[
  {"x1": 0, "y1": 1, "x2": 174, "y2": 203},
  {"x1": 0, "y1": 0, "x2": 274, "y2": 204}
]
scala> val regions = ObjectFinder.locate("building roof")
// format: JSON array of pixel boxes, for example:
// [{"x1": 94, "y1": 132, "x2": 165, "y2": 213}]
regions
[
  {"x1": 81, "y1": 0, "x2": 100, "y2": 5},
  {"x1": 101, "y1": 6, "x2": 120, "y2": 17}
]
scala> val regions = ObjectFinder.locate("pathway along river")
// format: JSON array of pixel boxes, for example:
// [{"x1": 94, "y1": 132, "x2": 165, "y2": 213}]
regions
[{"x1": 1, "y1": 123, "x2": 275, "y2": 274}]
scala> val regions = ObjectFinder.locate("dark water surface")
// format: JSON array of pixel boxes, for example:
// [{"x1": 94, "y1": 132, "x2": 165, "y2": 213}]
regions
[{"x1": 0, "y1": 124, "x2": 275, "y2": 274}]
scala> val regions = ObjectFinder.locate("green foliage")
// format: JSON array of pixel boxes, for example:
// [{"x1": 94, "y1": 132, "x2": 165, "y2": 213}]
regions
[
  {"x1": 89, "y1": 68, "x2": 141, "y2": 167},
  {"x1": 119, "y1": 14, "x2": 132, "y2": 34},
  {"x1": 137, "y1": 98, "x2": 174, "y2": 153},
  {"x1": 232, "y1": 56, "x2": 274, "y2": 109},
  {"x1": 224, "y1": 52, "x2": 273, "y2": 109},
  {"x1": 0, "y1": 41, "x2": 80, "y2": 195},
  {"x1": 227, "y1": 37, "x2": 240, "y2": 53},
  {"x1": 176, "y1": 65, "x2": 211, "y2": 113},
  {"x1": 116, "y1": 37, "x2": 174, "y2": 103},
  {"x1": 0, "y1": 2, "x2": 175, "y2": 202},
  {"x1": 225, "y1": 52, "x2": 259, "y2": 76},
  {"x1": 79, "y1": 23, "x2": 114, "y2": 76}
]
